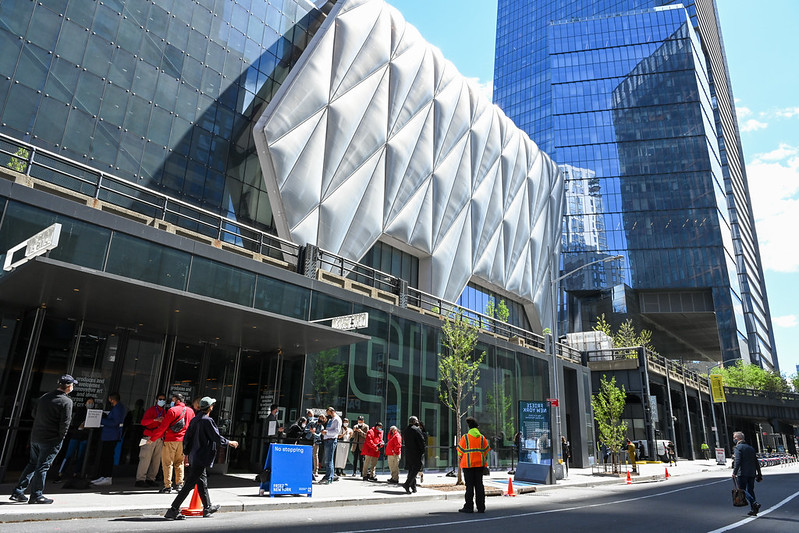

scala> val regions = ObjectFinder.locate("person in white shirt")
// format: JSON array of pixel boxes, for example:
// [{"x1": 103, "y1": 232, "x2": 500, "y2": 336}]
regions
[{"x1": 319, "y1": 407, "x2": 341, "y2": 484}]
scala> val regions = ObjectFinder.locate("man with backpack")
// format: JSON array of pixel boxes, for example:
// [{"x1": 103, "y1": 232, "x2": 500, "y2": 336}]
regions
[{"x1": 151, "y1": 392, "x2": 194, "y2": 493}]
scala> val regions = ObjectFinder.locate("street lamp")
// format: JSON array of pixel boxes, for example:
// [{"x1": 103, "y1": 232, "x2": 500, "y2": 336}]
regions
[{"x1": 548, "y1": 253, "x2": 623, "y2": 482}]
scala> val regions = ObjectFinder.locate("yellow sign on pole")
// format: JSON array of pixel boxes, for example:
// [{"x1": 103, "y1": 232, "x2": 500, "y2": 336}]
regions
[{"x1": 710, "y1": 374, "x2": 726, "y2": 403}]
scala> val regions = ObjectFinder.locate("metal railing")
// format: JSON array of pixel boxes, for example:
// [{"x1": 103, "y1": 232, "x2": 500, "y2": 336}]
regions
[
  {"x1": 725, "y1": 387, "x2": 799, "y2": 402},
  {"x1": 585, "y1": 346, "x2": 707, "y2": 386},
  {"x1": 0, "y1": 132, "x2": 302, "y2": 268}
]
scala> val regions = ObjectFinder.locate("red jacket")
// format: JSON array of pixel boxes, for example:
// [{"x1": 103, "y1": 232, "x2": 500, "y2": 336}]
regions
[
  {"x1": 141, "y1": 404, "x2": 167, "y2": 439},
  {"x1": 150, "y1": 402, "x2": 194, "y2": 442},
  {"x1": 361, "y1": 427, "x2": 384, "y2": 458},
  {"x1": 386, "y1": 430, "x2": 402, "y2": 456}
]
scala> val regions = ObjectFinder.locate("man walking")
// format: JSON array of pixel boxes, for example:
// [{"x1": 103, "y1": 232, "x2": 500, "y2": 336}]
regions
[
  {"x1": 164, "y1": 397, "x2": 238, "y2": 520},
  {"x1": 151, "y1": 392, "x2": 194, "y2": 493},
  {"x1": 732, "y1": 431, "x2": 763, "y2": 516},
  {"x1": 320, "y1": 407, "x2": 341, "y2": 484},
  {"x1": 457, "y1": 417, "x2": 490, "y2": 514},
  {"x1": 135, "y1": 393, "x2": 167, "y2": 488},
  {"x1": 350, "y1": 416, "x2": 368, "y2": 476},
  {"x1": 9, "y1": 375, "x2": 76, "y2": 504},
  {"x1": 401, "y1": 416, "x2": 426, "y2": 494}
]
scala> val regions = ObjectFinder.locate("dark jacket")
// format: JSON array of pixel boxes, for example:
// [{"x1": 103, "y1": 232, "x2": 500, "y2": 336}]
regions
[
  {"x1": 402, "y1": 424, "x2": 426, "y2": 468},
  {"x1": 66, "y1": 405, "x2": 89, "y2": 441},
  {"x1": 733, "y1": 440, "x2": 761, "y2": 478},
  {"x1": 183, "y1": 412, "x2": 229, "y2": 468},
  {"x1": 285, "y1": 422, "x2": 306, "y2": 444},
  {"x1": 101, "y1": 402, "x2": 126, "y2": 442},
  {"x1": 30, "y1": 389, "x2": 73, "y2": 444}
]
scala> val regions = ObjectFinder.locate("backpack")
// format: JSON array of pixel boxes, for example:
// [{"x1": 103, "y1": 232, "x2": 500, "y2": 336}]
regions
[{"x1": 169, "y1": 407, "x2": 188, "y2": 433}]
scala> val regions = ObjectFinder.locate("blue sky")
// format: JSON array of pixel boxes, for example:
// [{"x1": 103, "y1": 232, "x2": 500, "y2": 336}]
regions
[{"x1": 388, "y1": 0, "x2": 799, "y2": 377}]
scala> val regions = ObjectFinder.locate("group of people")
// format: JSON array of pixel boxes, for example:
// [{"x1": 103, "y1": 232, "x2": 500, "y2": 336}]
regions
[{"x1": 9, "y1": 375, "x2": 238, "y2": 520}]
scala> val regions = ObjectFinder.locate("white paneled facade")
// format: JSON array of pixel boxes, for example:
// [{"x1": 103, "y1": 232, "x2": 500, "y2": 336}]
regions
[{"x1": 254, "y1": 0, "x2": 563, "y2": 330}]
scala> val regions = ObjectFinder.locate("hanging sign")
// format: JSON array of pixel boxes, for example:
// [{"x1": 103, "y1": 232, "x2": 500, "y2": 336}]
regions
[
  {"x1": 709, "y1": 374, "x2": 726, "y2": 403},
  {"x1": 4, "y1": 223, "x2": 62, "y2": 271}
]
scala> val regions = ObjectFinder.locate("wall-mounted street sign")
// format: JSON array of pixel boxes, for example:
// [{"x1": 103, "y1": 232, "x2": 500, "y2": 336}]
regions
[
  {"x1": 327, "y1": 312, "x2": 369, "y2": 331},
  {"x1": 3, "y1": 223, "x2": 62, "y2": 272}
]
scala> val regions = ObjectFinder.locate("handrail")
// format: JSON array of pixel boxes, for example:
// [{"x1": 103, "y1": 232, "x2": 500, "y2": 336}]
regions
[{"x1": 724, "y1": 386, "x2": 799, "y2": 401}]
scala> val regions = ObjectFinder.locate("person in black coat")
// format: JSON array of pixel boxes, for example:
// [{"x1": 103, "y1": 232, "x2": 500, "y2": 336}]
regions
[
  {"x1": 401, "y1": 416, "x2": 426, "y2": 494},
  {"x1": 732, "y1": 431, "x2": 763, "y2": 516},
  {"x1": 164, "y1": 397, "x2": 238, "y2": 520}
]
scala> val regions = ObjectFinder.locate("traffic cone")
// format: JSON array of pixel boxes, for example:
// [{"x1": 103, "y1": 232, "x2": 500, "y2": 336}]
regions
[
  {"x1": 506, "y1": 477, "x2": 516, "y2": 497},
  {"x1": 665, "y1": 468, "x2": 670, "y2": 480},
  {"x1": 626, "y1": 471, "x2": 632, "y2": 484},
  {"x1": 181, "y1": 485, "x2": 204, "y2": 516}
]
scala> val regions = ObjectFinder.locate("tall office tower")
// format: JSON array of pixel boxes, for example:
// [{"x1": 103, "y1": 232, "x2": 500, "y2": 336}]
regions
[{"x1": 494, "y1": 1, "x2": 778, "y2": 370}]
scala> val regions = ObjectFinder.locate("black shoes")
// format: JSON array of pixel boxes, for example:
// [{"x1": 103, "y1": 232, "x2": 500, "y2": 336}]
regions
[
  {"x1": 146, "y1": 480, "x2": 158, "y2": 487},
  {"x1": 164, "y1": 507, "x2": 185, "y2": 520},
  {"x1": 748, "y1": 502, "x2": 761, "y2": 516},
  {"x1": 402, "y1": 483, "x2": 411, "y2": 494},
  {"x1": 159, "y1": 486, "x2": 172, "y2": 493},
  {"x1": 9, "y1": 493, "x2": 28, "y2": 503},
  {"x1": 458, "y1": 507, "x2": 474, "y2": 514},
  {"x1": 29, "y1": 496, "x2": 54, "y2": 504},
  {"x1": 203, "y1": 504, "x2": 220, "y2": 517},
  {"x1": 174, "y1": 484, "x2": 184, "y2": 492}
]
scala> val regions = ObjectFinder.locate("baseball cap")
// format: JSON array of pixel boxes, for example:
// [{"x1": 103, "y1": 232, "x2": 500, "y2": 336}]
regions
[
  {"x1": 59, "y1": 374, "x2": 78, "y2": 385},
  {"x1": 199, "y1": 396, "x2": 216, "y2": 409}
]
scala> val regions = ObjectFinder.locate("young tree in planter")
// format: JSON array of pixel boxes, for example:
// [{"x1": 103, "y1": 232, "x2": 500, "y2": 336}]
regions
[
  {"x1": 438, "y1": 311, "x2": 486, "y2": 484},
  {"x1": 592, "y1": 374, "x2": 628, "y2": 473}
]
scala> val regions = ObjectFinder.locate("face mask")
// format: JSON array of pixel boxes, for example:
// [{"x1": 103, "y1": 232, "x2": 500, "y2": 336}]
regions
[
  {"x1": 343, "y1": 423, "x2": 348, "y2": 427},
  {"x1": 170, "y1": 401, "x2": 175, "y2": 408},
  {"x1": 157, "y1": 400, "x2": 166, "y2": 407},
  {"x1": 85, "y1": 402, "x2": 94, "y2": 409}
]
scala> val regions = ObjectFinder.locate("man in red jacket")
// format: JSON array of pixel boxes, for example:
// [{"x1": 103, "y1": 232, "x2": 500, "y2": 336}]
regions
[
  {"x1": 150, "y1": 392, "x2": 194, "y2": 493},
  {"x1": 135, "y1": 393, "x2": 167, "y2": 488},
  {"x1": 385, "y1": 426, "x2": 402, "y2": 484},
  {"x1": 361, "y1": 422, "x2": 383, "y2": 481}
]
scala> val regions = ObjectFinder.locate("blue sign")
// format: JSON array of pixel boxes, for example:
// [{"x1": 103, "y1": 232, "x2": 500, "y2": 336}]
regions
[
  {"x1": 518, "y1": 400, "x2": 551, "y2": 465},
  {"x1": 260, "y1": 443, "x2": 313, "y2": 497}
]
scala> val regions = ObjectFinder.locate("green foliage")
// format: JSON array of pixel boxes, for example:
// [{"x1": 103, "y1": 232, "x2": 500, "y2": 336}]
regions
[
  {"x1": 7, "y1": 147, "x2": 29, "y2": 173},
  {"x1": 789, "y1": 373, "x2": 799, "y2": 393},
  {"x1": 592, "y1": 374, "x2": 628, "y2": 460},
  {"x1": 438, "y1": 311, "x2": 485, "y2": 484},
  {"x1": 711, "y1": 361, "x2": 790, "y2": 392},
  {"x1": 485, "y1": 297, "x2": 510, "y2": 323},
  {"x1": 485, "y1": 383, "x2": 514, "y2": 442},
  {"x1": 311, "y1": 349, "x2": 346, "y2": 406},
  {"x1": 593, "y1": 314, "x2": 658, "y2": 357}
]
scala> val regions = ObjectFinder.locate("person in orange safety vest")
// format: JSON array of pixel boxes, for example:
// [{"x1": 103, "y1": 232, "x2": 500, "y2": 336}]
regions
[{"x1": 456, "y1": 417, "x2": 490, "y2": 514}]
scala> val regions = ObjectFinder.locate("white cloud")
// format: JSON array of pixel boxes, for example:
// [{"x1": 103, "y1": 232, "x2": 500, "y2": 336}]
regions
[
  {"x1": 747, "y1": 145, "x2": 799, "y2": 272},
  {"x1": 740, "y1": 119, "x2": 768, "y2": 132},
  {"x1": 464, "y1": 77, "x2": 493, "y2": 101},
  {"x1": 775, "y1": 106, "x2": 799, "y2": 118},
  {"x1": 773, "y1": 315, "x2": 798, "y2": 328},
  {"x1": 737, "y1": 106, "x2": 751, "y2": 118}
]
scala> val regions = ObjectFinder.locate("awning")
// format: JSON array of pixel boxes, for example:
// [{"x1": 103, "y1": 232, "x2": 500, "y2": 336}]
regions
[{"x1": 0, "y1": 257, "x2": 370, "y2": 353}]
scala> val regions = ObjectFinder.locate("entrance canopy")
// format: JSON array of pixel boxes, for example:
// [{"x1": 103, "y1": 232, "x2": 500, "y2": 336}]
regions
[{"x1": 0, "y1": 257, "x2": 369, "y2": 353}]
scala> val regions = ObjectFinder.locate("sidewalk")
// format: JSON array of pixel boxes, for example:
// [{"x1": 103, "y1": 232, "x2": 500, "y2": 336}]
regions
[{"x1": 0, "y1": 459, "x2": 733, "y2": 523}]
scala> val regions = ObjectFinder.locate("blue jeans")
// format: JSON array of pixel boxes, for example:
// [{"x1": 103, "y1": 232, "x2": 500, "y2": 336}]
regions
[
  {"x1": 737, "y1": 475, "x2": 757, "y2": 508},
  {"x1": 322, "y1": 439, "x2": 336, "y2": 480},
  {"x1": 14, "y1": 441, "x2": 63, "y2": 499},
  {"x1": 59, "y1": 438, "x2": 88, "y2": 474}
]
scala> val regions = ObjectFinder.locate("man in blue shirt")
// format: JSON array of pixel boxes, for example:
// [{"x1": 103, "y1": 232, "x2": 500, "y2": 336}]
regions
[{"x1": 320, "y1": 407, "x2": 341, "y2": 484}]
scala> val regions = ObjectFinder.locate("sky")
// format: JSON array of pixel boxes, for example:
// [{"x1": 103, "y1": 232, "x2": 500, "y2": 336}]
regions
[{"x1": 387, "y1": 0, "x2": 799, "y2": 377}]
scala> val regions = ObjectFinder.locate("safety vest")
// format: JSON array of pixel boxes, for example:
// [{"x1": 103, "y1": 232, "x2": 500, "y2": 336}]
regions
[{"x1": 457, "y1": 430, "x2": 489, "y2": 468}]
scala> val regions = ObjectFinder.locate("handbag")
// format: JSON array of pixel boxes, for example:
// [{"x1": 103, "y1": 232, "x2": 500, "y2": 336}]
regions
[{"x1": 731, "y1": 477, "x2": 748, "y2": 507}]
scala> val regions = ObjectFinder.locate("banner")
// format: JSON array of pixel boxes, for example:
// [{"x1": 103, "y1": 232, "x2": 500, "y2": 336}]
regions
[
  {"x1": 709, "y1": 374, "x2": 726, "y2": 403},
  {"x1": 518, "y1": 400, "x2": 551, "y2": 465}
]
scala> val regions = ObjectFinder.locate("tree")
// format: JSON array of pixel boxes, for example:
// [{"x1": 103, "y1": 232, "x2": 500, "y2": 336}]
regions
[
  {"x1": 711, "y1": 361, "x2": 790, "y2": 393},
  {"x1": 485, "y1": 297, "x2": 510, "y2": 322},
  {"x1": 485, "y1": 383, "x2": 514, "y2": 445},
  {"x1": 592, "y1": 374, "x2": 628, "y2": 473},
  {"x1": 789, "y1": 373, "x2": 799, "y2": 393},
  {"x1": 593, "y1": 314, "x2": 658, "y2": 357},
  {"x1": 7, "y1": 147, "x2": 29, "y2": 173},
  {"x1": 438, "y1": 311, "x2": 486, "y2": 484}
]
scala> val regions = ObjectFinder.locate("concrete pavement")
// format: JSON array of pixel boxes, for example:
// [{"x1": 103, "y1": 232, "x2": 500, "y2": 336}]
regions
[{"x1": 0, "y1": 459, "x2": 736, "y2": 524}]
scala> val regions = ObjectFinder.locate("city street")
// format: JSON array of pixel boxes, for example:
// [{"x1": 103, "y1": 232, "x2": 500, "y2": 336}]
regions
[{"x1": 8, "y1": 467, "x2": 798, "y2": 532}]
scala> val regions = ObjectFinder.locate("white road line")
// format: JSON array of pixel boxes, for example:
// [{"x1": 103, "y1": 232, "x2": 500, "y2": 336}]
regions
[
  {"x1": 344, "y1": 479, "x2": 728, "y2": 533},
  {"x1": 706, "y1": 489, "x2": 799, "y2": 533}
]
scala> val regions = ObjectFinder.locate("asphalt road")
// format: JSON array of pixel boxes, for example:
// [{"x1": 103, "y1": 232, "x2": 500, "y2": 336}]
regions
[{"x1": 6, "y1": 467, "x2": 798, "y2": 532}]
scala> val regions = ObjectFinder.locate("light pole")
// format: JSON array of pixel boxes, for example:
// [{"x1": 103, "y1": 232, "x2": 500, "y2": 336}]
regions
[
  {"x1": 548, "y1": 253, "x2": 623, "y2": 482},
  {"x1": 706, "y1": 361, "x2": 730, "y2": 464}
]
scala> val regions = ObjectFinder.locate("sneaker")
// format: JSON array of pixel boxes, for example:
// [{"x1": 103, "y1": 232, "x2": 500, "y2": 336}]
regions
[
  {"x1": 29, "y1": 496, "x2": 54, "y2": 504},
  {"x1": 159, "y1": 486, "x2": 172, "y2": 493},
  {"x1": 9, "y1": 493, "x2": 28, "y2": 503},
  {"x1": 134, "y1": 480, "x2": 148, "y2": 488},
  {"x1": 164, "y1": 507, "x2": 185, "y2": 520},
  {"x1": 92, "y1": 477, "x2": 112, "y2": 487},
  {"x1": 203, "y1": 504, "x2": 220, "y2": 517},
  {"x1": 174, "y1": 484, "x2": 183, "y2": 492},
  {"x1": 52, "y1": 473, "x2": 63, "y2": 484},
  {"x1": 90, "y1": 477, "x2": 105, "y2": 484}
]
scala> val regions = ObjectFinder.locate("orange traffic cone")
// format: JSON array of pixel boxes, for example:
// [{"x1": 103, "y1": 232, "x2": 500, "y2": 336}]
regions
[
  {"x1": 506, "y1": 477, "x2": 516, "y2": 497},
  {"x1": 181, "y1": 485, "x2": 204, "y2": 516},
  {"x1": 626, "y1": 471, "x2": 632, "y2": 484},
  {"x1": 665, "y1": 468, "x2": 670, "y2": 480}
]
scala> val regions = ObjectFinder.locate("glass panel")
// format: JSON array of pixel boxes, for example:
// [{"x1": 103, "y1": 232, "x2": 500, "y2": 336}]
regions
[
  {"x1": 187, "y1": 257, "x2": 256, "y2": 306},
  {"x1": 203, "y1": 345, "x2": 237, "y2": 435},
  {"x1": 168, "y1": 340, "x2": 203, "y2": 403}
]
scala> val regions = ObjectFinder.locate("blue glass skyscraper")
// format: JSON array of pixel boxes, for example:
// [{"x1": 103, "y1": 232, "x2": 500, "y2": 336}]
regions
[{"x1": 494, "y1": 1, "x2": 778, "y2": 370}]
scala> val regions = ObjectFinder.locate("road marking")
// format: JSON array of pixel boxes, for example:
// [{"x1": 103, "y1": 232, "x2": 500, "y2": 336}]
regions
[
  {"x1": 706, "y1": 489, "x2": 799, "y2": 533},
  {"x1": 346, "y1": 479, "x2": 728, "y2": 532}
]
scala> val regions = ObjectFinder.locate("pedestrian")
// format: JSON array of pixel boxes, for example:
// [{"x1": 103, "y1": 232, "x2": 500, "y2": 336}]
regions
[
  {"x1": 561, "y1": 435, "x2": 571, "y2": 475},
  {"x1": 401, "y1": 416, "x2": 426, "y2": 494},
  {"x1": 350, "y1": 415, "x2": 368, "y2": 476},
  {"x1": 53, "y1": 395, "x2": 92, "y2": 482},
  {"x1": 150, "y1": 392, "x2": 194, "y2": 493},
  {"x1": 285, "y1": 417, "x2": 307, "y2": 444},
  {"x1": 666, "y1": 440, "x2": 677, "y2": 466},
  {"x1": 91, "y1": 392, "x2": 126, "y2": 487},
  {"x1": 9, "y1": 374, "x2": 76, "y2": 504},
  {"x1": 320, "y1": 407, "x2": 341, "y2": 484},
  {"x1": 457, "y1": 417, "x2": 490, "y2": 514},
  {"x1": 361, "y1": 421, "x2": 383, "y2": 481},
  {"x1": 385, "y1": 425, "x2": 402, "y2": 484},
  {"x1": 265, "y1": 404, "x2": 281, "y2": 443},
  {"x1": 163, "y1": 397, "x2": 239, "y2": 520},
  {"x1": 626, "y1": 438, "x2": 637, "y2": 473},
  {"x1": 732, "y1": 431, "x2": 763, "y2": 516},
  {"x1": 309, "y1": 413, "x2": 326, "y2": 480},
  {"x1": 701, "y1": 442, "x2": 710, "y2": 460},
  {"x1": 335, "y1": 417, "x2": 352, "y2": 476},
  {"x1": 417, "y1": 420, "x2": 428, "y2": 483},
  {"x1": 135, "y1": 393, "x2": 168, "y2": 488}
]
